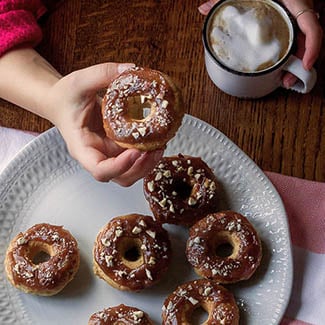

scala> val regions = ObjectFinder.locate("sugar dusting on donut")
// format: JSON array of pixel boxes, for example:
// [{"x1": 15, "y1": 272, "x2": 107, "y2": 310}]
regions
[
  {"x1": 5, "y1": 223, "x2": 80, "y2": 296},
  {"x1": 186, "y1": 211, "x2": 262, "y2": 283},
  {"x1": 93, "y1": 214, "x2": 171, "y2": 291},
  {"x1": 88, "y1": 304, "x2": 153, "y2": 324},
  {"x1": 102, "y1": 67, "x2": 184, "y2": 150},
  {"x1": 143, "y1": 154, "x2": 220, "y2": 225},
  {"x1": 162, "y1": 279, "x2": 239, "y2": 324},
  {"x1": 103, "y1": 67, "x2": 170, "y2": 136}
]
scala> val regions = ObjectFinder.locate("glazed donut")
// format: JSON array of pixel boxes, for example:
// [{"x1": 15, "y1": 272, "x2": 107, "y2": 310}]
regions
[
  {"x1": 88, "y1": 304, "x2": 153, "y2": 325},
  {"x1": 162, "y1": 279, "x2": 239, "y2": 325},
  {"x1": 186, "y1": 211, "x2": 262, "y2": 284},
  {"x1": 93, "y1": 214, "x2": 171, "y2": 291},
  {"x1": 4, "y1": 223, "x2": 80, "y2": 296},
  {"x1": 143, "y1": 154, "x2": 220, "y2": 226},
  {"x1": 102, "y1": 66, "x2": 184, "y2": 151}
]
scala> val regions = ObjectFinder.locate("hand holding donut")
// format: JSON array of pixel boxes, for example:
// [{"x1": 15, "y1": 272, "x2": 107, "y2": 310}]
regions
[
  {"x1": 46, "y1": 62, "x2": 164, "y2": 186},
  {"x1": 0, "y1": 49, "x2": 163, "y2": 186},
  {"x1": 198, "y1": 0, "x2": 323, "y2": 88}
]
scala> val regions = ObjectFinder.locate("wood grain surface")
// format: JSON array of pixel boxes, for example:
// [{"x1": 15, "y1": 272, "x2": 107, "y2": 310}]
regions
[{"x1": 0, "y1": 0, "x2": 324, "y2": 181}]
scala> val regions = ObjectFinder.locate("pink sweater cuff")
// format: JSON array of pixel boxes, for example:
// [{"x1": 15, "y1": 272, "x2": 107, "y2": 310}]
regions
[{"x1": 0, "y1": 1, "x2": 46, "y2": 56}]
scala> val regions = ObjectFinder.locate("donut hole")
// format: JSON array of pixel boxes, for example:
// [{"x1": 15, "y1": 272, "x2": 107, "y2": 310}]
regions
[
  {"x1": 173, "y1": 179, "x2": 193, "y2": 201},
  {"x1": 213, "y1": 233, "x2": 237, "y2": 258},
  {"x1": 215, "y1": 242, "x2": 233, "y2": 258},
  {"x1": 32, "y1": 251, "x2": 51, "y2": 264},
  {"x1": 127, "y1": 95, "x2": 152, "y2": 121},
  {"x1": 124, "y1": 246, "x2": 141, "y2": 262},
  {"x1": 118, "y1": 238, "x2": 143, "y2": 267},
  {"x1": 28, "y1": 243, "x2": 53, "y2": 265},
  {"x1": 190, "y1": 306, "x2": 209, "y2": 324}
]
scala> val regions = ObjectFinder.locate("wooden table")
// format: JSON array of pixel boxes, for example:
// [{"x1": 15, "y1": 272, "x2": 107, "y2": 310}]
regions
[{"x1": 0, "y1": 0, "x2": 324, "y2": 182}]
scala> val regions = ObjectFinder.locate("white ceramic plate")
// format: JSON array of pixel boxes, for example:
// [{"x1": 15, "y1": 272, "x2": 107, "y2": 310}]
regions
[{"x1": 0, "y1": 115, "x2": 292, "y2": 325}]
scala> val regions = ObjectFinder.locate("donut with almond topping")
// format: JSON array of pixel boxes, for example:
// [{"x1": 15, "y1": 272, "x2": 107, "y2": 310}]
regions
[
  {"x1": 143, "y1": 154, "x2": 220, "y2": 225},
  {"x1": 186, "y1": 211, "x2": 262, "y2": 284},
  {"x1": 162, "y1": 279, "x2": 239, "y2": 324},
  {"x1": 93, "y1": 214, "x2": 171, "y2": 291},
  {"x1": 88, "y1": 304, "x2": 153, "y2": 325},
  {"x1": 4, "y1": 223, "x2": 80, "y2": 296},
  {"x1": 102, "y1": 67, "x2": 184, "y2": 151}
]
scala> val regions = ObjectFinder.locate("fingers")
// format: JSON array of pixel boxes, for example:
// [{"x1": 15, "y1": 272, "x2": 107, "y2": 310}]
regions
[
  {"x1": 283, "y1": 32, "x2": 305, "y2": 88},
  {"x1": 112, "y1": 150, "x2": 164, "y2": 187},
  {"x1": 198, "y1": 0, "x2": 218, "y2": 15},
  {"x1": 282, "y1": 72, "x2": 298, "y2": 89},
  {"x1": 299, "y1": 20, "x2": 323, "y2": 70},
  {"x1": 276, "y1": 4, "x2": 323, "y2": 88},
  {"x1": 77, "y1": 146, "x2": 143, "y2": 182},
  {"x1": 283, "y1": 15, "x2": 323, "y2": 88},
  {"x1": 72, "y1": 139, "x2": 163, "y2": 186},
  {"x1": 68, "y1": 62, "x2": 135, "y2": 95},
  {"x1": 286, "y1": 2, "x2": 323, "y2": 70},
  {"x1": 282, "y1": 21, "x2": 322, "y2": 89}
]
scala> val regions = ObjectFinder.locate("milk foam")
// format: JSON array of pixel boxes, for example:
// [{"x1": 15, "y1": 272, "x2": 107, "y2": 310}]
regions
[{"x1": 210, "y1": 5, "x2": 283, "y2": 72}]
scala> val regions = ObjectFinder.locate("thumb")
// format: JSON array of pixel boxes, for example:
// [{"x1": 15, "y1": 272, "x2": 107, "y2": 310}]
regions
[{"x1": 69, "y1": 62, "x2": 135, "y2": 94}]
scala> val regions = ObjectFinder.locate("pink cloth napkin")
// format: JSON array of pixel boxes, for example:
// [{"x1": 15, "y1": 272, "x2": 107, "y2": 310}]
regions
[
  {"x1": 0, "y1": 126, "x2": 37, "y2": 173},
  {"x1": 266, "y1": 172, "x2": 325, "y2": 325},
  {"x1": 0, "y1": 127, "x2": 324, "y2": 325}
]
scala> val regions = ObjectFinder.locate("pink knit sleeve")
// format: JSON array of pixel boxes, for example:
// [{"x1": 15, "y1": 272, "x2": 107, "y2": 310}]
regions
[{"x1": 0, "y1": 0, "x2": 47, "y2": 56}]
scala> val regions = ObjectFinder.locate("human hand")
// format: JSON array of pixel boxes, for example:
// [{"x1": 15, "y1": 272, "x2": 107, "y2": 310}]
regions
[
  {"x1": 198, "y1": 0, "x2": 323, "y2": 88},
  {"x1": 280, "y1": 0, "x2": 323, "y2": 88},
  {"x1": 46, "y1": 63, "x2": 163, "y2": 186}
]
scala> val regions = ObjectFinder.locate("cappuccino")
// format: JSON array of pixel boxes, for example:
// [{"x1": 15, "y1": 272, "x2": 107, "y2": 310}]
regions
[{"x1": 207, "y1": 0, "x2": 291, "y2": 73}]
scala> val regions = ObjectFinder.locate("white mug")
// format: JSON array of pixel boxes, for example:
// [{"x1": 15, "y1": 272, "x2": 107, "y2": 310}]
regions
[{"x1": 202, "y1": 0, "x2": 317, "y2": 98}]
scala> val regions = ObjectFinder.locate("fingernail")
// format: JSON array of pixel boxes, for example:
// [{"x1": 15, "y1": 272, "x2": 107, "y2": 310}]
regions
[
  {"x1": 198, "y1": 0, "x2": 216, "y2": 15},
  {"x1": 305, "y1": 63, "x2": 313, "y2": 71},
  {"x1": 198, "y1": 3, "x2": 212, "y2": 15},
  {"x1": 283, "y1": 75, "x2": 297, "y2": 88},
  {"x1": 118, "y1": 63, "x2": 136, "y2": 74}
]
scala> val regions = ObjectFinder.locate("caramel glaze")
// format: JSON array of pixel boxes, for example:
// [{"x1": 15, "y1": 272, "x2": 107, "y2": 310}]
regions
[
  {"x1": 102, "y1": 66, "x2": 184, "y2": 151},
  {"x1": 5, "y1": 223, "x2": 80, "y2": 296},
  {"x1": 186, "y1": 211, "x2": 262, "y2": 284},
  {"x1": 143, "y1": 154, "x2": 220, "y2": 226},
  {"x1": 88, "y1": 304, "x2": 153, "y2": 325},
  {"x1": 93, "y1": 214, "x2": 171, "y2": 291},
  {"x1": 162, "y1": 279, "x2": 239, "y2": 325}
]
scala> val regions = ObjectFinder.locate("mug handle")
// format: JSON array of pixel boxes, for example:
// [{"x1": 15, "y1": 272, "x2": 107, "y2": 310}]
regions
[{"x1": 282, "y1": 55, "x2": 317, "y2": 93}]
